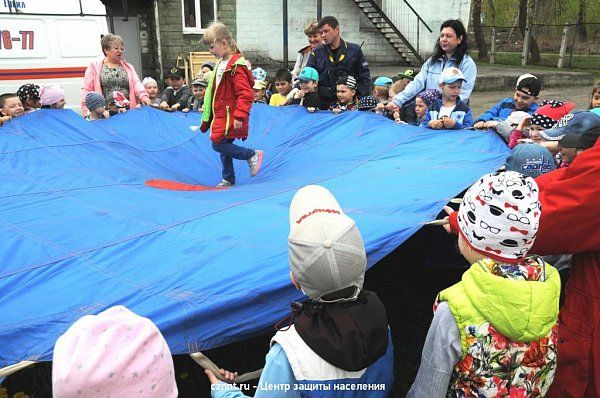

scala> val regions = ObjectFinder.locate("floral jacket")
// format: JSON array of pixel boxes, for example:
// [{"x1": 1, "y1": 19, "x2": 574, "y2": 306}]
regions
[{"x1": 438, "y1": 258, "x2": 560, "y2": 397}]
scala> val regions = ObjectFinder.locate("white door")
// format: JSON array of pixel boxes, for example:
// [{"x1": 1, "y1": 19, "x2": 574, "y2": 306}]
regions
[{"x1": 112, "y1": 16, "x2": 143, "y2": 76}]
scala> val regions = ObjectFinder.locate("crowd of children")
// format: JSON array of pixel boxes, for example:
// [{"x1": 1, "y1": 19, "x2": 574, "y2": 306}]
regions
[{"x1": 3, "y1": 17, "x2": 600, "y2": 398}]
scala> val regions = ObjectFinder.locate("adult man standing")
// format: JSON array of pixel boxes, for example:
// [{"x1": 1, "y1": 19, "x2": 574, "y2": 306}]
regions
[{"x1": 307, "y1": 16, "x2": 371, "y2": 109}]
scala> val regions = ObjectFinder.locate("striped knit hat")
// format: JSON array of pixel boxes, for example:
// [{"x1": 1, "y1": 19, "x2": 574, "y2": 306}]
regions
[{"x1": 337, "y1": 75, "x2": 357, "y2": 90}]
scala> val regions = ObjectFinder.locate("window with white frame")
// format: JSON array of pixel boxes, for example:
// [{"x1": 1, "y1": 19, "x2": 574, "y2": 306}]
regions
[{"x1": 182, "y1": 0, "x2": 217, "y2": 34}]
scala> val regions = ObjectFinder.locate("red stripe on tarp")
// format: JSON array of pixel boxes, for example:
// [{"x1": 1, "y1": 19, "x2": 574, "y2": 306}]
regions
[
  {"x1": 145, "y1": 179, "x2": 228, "y2": 191},
  {"x1": 0, "y1": 67, "x2": 87, "y2": 80}
]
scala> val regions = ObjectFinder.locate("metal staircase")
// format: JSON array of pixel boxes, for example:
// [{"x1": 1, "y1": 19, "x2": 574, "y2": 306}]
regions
[{"x1": 353, "y1": 0, "x2": 432, "y2": 65}]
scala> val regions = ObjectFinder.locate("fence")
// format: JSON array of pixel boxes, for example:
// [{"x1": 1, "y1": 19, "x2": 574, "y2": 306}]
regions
[{"x1": 474, "y1": 22, "x2": 600, "y2": 69}]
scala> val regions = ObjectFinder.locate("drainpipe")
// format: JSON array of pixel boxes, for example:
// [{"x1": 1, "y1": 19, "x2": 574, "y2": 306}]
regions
[
  {"x1": 317, "y1": 0, "x2": 322, "y2": 20},
  {"x1": 122, "y1": 0, "x2": 128, "y2": 21},
  {"x1": 283, "y1": 0, "x2": 288, "y2": 66},
  {"x1": 154, "y1": 0, "x2": 164, "y2": 81}
]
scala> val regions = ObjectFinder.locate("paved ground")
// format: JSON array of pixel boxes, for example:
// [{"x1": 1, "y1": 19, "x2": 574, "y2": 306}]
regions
[{"x1": 371, "y1": 64, "x2": 596, "y2": 91}]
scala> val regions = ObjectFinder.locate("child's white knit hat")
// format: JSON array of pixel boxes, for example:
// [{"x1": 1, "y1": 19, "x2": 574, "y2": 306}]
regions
[{"x1": 288, "y1": 185, "x2": 366, "y2": 302}]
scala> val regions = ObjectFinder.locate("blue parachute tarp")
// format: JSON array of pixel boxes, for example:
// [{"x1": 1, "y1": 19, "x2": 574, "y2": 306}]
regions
[{"x1": 0, "y1": 105, "x2": 509, "y2": 367}]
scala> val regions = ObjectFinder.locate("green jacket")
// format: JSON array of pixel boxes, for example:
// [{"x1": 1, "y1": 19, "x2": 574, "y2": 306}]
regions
[{"x1": 439, "y1": 258, "x2": 560, "y2": 356}]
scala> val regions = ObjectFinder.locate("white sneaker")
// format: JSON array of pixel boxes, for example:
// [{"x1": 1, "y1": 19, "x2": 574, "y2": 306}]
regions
[
  {"x1": 248, "y1": 150, "x2": 264, "y2": 177},
  {"x1": 216, "y1": 179, "x2": 234, "y2": 188}
]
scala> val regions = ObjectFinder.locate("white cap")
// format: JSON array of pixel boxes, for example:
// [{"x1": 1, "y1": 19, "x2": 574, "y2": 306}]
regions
[
  {"x1": 288, "y1": 185, "x2": 366, "y2": 302},
  {"x1": 438, "y1": 67, "x2": 466, "y2": 84},
  {"x1": 505, "y1": 111, "x2": 532, "y2": 126}
]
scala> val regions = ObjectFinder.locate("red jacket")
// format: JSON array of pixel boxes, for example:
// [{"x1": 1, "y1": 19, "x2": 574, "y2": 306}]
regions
[
  {"x1": 531, "y1": 139, "x2": 600, "y2": 297},
  {"x1": 532, "y1": 134, "x2": 600, "y2": 398},
  {"x1": 201, "y1": 53, "x2": 254, "y2": 143}
]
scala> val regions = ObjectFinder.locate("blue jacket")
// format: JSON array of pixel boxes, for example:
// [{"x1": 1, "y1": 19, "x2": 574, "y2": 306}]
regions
[
  {"x1": 392, "y1": 54, "x2": 477, "y2": 106},
  {"x1": 307, "y1": 40, "x2": 371, "y2": 109},
  {"x1": 475, "y1": 97, "x2": 539, "y2": 123},
  {"x1": 421, "y1": 98, "x2": 474, "y2": 129},
  {"x1": 211, "y1": 332, "x2": 394, "y2": 398},
  {"x1": 211, "y1": 290, "x2": 394, "y2": 397}
]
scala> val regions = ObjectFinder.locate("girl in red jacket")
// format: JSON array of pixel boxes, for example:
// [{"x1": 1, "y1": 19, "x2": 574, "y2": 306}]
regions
[{"x1": 201, "y1": 22, "x2": 263, "y2": 188}]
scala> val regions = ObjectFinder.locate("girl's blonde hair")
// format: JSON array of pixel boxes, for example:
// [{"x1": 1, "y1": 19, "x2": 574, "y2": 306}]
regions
[
  {"x1": 203, "y1": 22, "x2": 239, "y2": 54},
  {"x1": 590, "y1": 83, "x2": 600, "y2": 109},
  {"x1": 373, "y1": 85, "x2": 389, "y2": 100}
]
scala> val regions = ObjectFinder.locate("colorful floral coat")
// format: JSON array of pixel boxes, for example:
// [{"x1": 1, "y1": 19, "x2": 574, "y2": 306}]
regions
[{"x1": 438, "y1": 258, "x2": 560, "y2": 397}]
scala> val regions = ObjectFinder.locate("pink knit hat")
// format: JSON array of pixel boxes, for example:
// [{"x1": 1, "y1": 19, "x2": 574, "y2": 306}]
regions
[
  {"x1": 39, "y1": 85, "x2": 65, "y2": 106},
  {"x1": 52, "y1": 305, "x2": 178, "y2": 398}
]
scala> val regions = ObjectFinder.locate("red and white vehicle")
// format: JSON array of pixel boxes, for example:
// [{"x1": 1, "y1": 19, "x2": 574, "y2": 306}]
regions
[{"x1": 0, "y1": 0, "x2": 108, "y2": 113}]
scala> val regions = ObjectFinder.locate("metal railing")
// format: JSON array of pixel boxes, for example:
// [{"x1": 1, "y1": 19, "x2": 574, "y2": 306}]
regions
[{"x1": 381, "y1": 0, "x2": 432, "y2": 55}]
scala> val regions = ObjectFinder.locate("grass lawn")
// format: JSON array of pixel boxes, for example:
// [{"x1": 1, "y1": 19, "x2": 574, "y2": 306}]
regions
[{"x1": 491, "y1": 52, "x2": 600, "y2": 77}]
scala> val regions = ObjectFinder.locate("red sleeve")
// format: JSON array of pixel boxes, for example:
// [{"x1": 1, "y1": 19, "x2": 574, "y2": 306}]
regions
[
  {"x1": 508, "y1": 129, "x2": 524, "y2": 149},
  {"x1": 531, "y1": 140, "x2": 600, "y2": 255},
  {"x1": 232, "y1": 67, "x2": 254, "y2": 121},
  {"x1": 448, "y1": 211, "x2": 459, "y2": 235}
]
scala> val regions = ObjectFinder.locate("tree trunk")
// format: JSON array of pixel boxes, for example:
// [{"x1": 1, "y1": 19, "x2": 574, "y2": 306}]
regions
[
  {"x1": 577, "y1": 0, "x2": 588, "y2": 42},
  {"x1": 472, "y1": 0, "x2": 488, "y2": 60},
  {"x1": 518, "y1": 0, "x2": 541, "y2": 63}
]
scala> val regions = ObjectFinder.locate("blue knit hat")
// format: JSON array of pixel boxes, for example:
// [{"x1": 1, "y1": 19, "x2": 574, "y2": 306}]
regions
[{"x1": 85, "y1": 92, "x2": 106, "y2": 111}]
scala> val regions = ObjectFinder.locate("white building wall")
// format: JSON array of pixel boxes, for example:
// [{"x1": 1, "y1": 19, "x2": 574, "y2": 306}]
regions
[
  {"x1": 235, "y1": 0, "x2": 403, "y2": 65},
  {"x1": 235, "y1": 0, "x2": 472, "y2": 65},
  {"x1": 399, "y1": 0, "x2": 472, "y2": 57}
]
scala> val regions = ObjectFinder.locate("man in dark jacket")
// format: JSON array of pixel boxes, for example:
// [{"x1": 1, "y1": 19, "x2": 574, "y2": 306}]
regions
[{"x1": 307, "y1": 16, "x2": 371, "y2": 110}]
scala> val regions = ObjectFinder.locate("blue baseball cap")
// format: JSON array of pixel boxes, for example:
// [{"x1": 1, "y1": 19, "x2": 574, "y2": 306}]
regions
[
  {"x1": 540, "y1": 111, "x2": 600, "y2": 141},
  {"x1": 504, "y1": 143, "x2": 557, "y2": 178},
  {"x1": 559, "y1": 125, "x2": 600, "y2": 150},
  {"x1": 373, "y1": 76, "x2": 393, "y2": 87},
  {"x1": 298, "y1": 67, "x2": 319, "y2": 82}
]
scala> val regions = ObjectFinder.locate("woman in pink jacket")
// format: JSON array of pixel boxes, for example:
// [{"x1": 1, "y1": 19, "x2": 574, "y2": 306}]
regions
[{"x1": 81, "y1": 34, "x2": 151, "y2": 115}]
